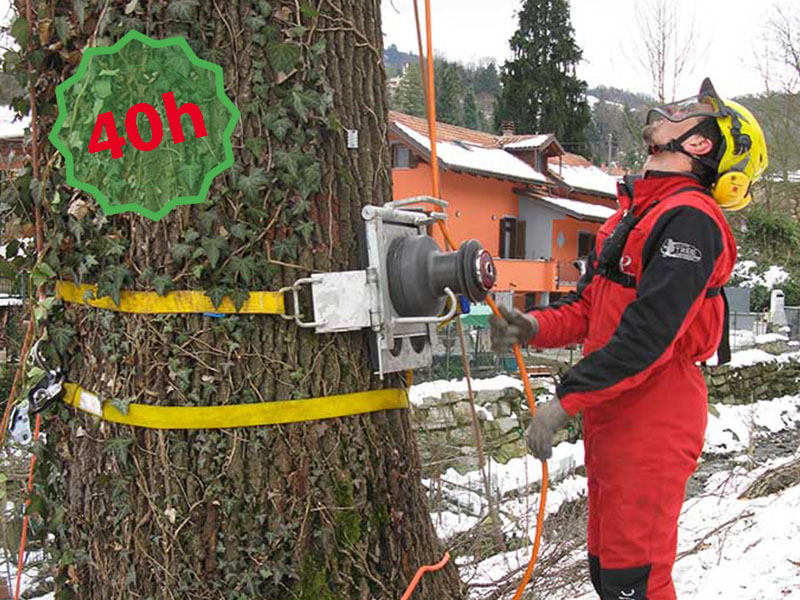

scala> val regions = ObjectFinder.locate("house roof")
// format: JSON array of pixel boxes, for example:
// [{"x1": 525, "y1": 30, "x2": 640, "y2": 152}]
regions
[
  {"x1": 502, "y1": 134, "x2": 552, "y2": 150},
  {"x1": 389, "y1": 110, "x2": 558, "y2": 151},
  {"x1": 393, "y1": 122, "x2": 549, "y2": 185},
  {"x1": 548, "y1": 154, "x2": 618, "y2": 197},
  {"x1": 520, "y1": 192, "x2": 616, "y2": 223},
  {"x1": 388, "y1": 110, "x2": 619, "y2": 198}
]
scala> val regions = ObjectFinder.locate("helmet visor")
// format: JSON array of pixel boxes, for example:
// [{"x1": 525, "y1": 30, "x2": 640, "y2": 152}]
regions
[{"x1": 646, "y1": 94, "x2": 723, "y2": 125}]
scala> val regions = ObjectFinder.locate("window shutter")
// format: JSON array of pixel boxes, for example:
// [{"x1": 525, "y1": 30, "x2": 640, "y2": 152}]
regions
[{"x1": 515, "y1": 220, "x2": 526, "y2": 258}]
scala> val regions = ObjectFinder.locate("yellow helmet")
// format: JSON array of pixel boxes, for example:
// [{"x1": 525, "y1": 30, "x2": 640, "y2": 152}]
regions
[{"x1": 646, "y1": 78, "x2": 769, "y2": 211}]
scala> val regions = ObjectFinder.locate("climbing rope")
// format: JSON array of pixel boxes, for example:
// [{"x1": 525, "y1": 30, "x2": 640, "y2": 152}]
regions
[{"x1": 399, "y1": 2, "x2": 549, "y2": 598}]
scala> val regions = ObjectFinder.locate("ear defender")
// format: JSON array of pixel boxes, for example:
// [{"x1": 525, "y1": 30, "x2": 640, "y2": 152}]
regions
[{"x1": 712, "y1": 170, "x2": 752, "y2": 211}]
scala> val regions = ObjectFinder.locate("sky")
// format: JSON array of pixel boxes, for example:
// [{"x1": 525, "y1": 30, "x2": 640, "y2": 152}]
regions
[{"x1": 381, "y1": 0, "x2": 799, "y2": 100}]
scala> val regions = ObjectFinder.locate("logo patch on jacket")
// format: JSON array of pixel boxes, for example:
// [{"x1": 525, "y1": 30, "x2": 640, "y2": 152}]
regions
[{"x1": 660, "y1": 238, "x2": 702, "y2": 262}]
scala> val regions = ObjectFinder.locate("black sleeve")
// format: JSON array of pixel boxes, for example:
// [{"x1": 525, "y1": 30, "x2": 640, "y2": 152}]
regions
[{"x1": 557, "y1": 206, "x2": 724, "y2": 407}]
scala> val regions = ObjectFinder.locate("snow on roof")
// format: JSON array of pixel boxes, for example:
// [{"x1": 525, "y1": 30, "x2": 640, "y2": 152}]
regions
[
  {"x1": 0, "y1": 105, "x2": 29, "y2": 138},
  {"x1": 530, "y1": 195, "x2": 615, "y2": 222},
  {"x1": 502, "y1": 135, "x2": 551, "y2": 150},
  {"x1": 395, "y1": 122, "x2": 548, "y2": 184},
  {"x1": 552, "y1": 162, "x2": 618, "y2": 196}
]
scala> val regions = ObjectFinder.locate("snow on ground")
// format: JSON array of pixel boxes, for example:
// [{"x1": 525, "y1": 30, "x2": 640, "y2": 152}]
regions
[
  {"x1": 415, "y1": 365, "x2": 800, "y2": 599},
  {"x1": 733, "y1": 260, "x2": 790, "y2": 289},
  {"x1": 705, "y1": 395, "x2": 800, "y2": 454},
  {"x1": 0, "y1": 559, "x2": 53, "y2": 600},
  {"x1": 409, "y1": 375, "x2": 525, "y2": 406},
  {"x1": 672, "y1": 453, "x2": 800, "y2": 599}
]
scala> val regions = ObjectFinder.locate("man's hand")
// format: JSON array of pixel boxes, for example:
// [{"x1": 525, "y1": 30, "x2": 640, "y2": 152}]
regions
[
  {"x1": 489, "y1": 305, "x2": 539, "y2": 352},
  {"x1": 526, "y1": 399, "x2": 570, "y2": 460}
]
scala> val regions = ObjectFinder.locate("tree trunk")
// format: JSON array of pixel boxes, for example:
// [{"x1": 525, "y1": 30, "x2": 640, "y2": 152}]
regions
[{"x1": 25, "y1": 2, "x2": 462, "y2": 598}]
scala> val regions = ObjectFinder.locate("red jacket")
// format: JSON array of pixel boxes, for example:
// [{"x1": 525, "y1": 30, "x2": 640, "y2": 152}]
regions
[{"x1": 532, "y1": 174, "x2": 738, "y2": 416}]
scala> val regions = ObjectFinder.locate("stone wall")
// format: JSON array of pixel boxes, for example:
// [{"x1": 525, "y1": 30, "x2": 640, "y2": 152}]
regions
[
  {"x1": 413, "y1": 354, "x2": 800, "y2": 477},
  {"x1": 411, "y1": 380, "x2": 583, "y2": 477},
  {"x1": 704, "y1": 357, "x2": 800, "y2": 405}
]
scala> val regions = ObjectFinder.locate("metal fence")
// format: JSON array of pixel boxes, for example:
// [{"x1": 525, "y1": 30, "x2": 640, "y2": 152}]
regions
[{"x1": 0, "y1": 276, "x2": 25, "y2": 298}]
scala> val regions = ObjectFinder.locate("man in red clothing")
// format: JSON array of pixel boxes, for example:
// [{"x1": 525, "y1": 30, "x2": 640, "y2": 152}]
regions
[{"x1": 490, "y1": 79, "x2": 767, "y2": 600}]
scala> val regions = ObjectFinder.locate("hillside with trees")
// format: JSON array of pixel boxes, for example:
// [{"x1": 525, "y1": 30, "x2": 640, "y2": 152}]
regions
[{"x1": 387, "y1": 50, "x2": 501, "y2": 133}]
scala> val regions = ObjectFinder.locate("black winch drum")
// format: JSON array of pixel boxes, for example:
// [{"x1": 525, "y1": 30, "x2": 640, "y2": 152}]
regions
[{"x1": 386, "y1": 236, "x2": 496, "y2": 317}]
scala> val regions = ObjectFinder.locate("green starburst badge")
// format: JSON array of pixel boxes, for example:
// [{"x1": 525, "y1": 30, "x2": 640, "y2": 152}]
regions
[{"x1": 49, "y1": 31, "x2": 240, "y2": 221}]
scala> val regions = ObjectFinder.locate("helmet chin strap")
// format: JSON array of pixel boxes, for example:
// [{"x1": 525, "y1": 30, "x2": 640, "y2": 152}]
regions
[{"x1": 649, "y1": 120, "x2": 719, "y2": 171}]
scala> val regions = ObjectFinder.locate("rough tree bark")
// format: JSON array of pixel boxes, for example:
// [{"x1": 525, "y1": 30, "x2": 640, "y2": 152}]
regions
[{"x1": 22, "y1": 1, "x2": 463, "y2": 599}]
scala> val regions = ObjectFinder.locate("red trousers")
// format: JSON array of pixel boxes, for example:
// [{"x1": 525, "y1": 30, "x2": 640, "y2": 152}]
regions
[{"x1": 583, "y1": 358, "x2": 707, "y2": 600}]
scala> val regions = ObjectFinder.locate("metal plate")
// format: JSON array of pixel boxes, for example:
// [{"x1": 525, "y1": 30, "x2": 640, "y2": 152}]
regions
[{"x1": 311, "y1": 271, "x2": 372, "y2": 333}]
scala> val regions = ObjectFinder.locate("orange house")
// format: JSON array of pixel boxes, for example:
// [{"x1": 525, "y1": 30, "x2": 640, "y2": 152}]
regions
[{"x1": 388, "y1": 111, "x2": 619, "y2": 308}]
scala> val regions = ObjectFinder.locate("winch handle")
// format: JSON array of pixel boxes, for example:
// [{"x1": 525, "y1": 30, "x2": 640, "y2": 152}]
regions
[
  {"x1": 392, "y1": 287, "x2": 458, "y2": 325},
  {"x1": 385, "y1": 196, "x2": 448, "y2": 211}
]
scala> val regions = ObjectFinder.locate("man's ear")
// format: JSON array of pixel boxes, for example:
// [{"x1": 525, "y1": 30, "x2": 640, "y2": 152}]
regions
[{"x1": 682, "y1": 135, "x2": 714, "y2": 156}]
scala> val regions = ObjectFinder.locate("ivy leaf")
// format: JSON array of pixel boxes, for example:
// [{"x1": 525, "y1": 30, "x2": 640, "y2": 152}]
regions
[
  {"x1": 268, "y1": 116, "x2": 291, "y2": 141},
  {"x1": 274, "y1": 150, "x2": 299, "y2": 179},
  {"x1": 33, "y1": 296, "x2": 56, "y2": 323},
  {"x1": 230, "y1": 289, "x2": 250, "y2": 311},
  {"x1": 102, "y1": 436, "x2": 133, "y2": 466},
  {"x1": 291, "y1": 89, "x2": 322, "y2": 123},
  {"x1": 166, "y1": 0, "x2": 199, "y2": 19},
  {"x1": 298, "y1": 162, "x2": 321, "y2": 199},
  {"x1": 237, "y1": 168, "x2": 269, "y2": 201},
  {"x1": 170, "y1": 243, "x2": 193, "y2": 264},
  {"x1": 201, "y1": 237, "x2": 229, "y2": 269},
  {"x1": 272, "y1": 237, "x2": 298, "y2": 261},
  {"x1": 230, "y1": 223, "x2": 250, "y2": 241},
  {"x1": 230, "y1": 256, "x2": 255, "y2": 285},
  {"x1": 152, "y1": 275, "x2": 173, "y2": 296},
  {"x1": 183, "y1": 228, "x2": 200, "y2": 243},
  {"x1": 244, "y1": 137, "x2": 265, "y2": 158},
  {"x1": 206, "y1": 287, "x2": 228, "y2": 309},
  {"x1": 50, "y1": 325, "x2": 76, "y2": 354},
  {"x1": 110, "y1": 396, "x2": 132, "y2": 416},
  {"x1": 296, "y1": 221, "x2": 315, "y2": 244},
  {"x1": 266, "y1": 41, "x2": 301, "y2": 75},
  {"x1": 10, "y1": 17, "x2": 27, "y2": 47},
  {"x1": 68, "y1": 217, "x2": 84, "y2": 244},
  {"x1": 31, "y1": 262, "x2": 56, "y2": 288}
]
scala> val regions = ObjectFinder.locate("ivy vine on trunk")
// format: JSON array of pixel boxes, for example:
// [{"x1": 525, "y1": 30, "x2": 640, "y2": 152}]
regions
[{"x1": 4, "y1": 1, "x2": 464, "y2": 598}]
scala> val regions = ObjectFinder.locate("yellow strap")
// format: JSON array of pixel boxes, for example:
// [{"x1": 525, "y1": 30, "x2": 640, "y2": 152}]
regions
[
  {"x1": 61, "y1": 382, "x2": 408, "y2": 429},
  {"x1": 56, "y1": 281, "x2": 285, "y2": 315}
]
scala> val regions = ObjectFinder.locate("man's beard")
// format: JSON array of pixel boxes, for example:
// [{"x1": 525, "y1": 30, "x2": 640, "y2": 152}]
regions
[{"x1": 642, "y1": 123, "x2": 657, "y2": 144}]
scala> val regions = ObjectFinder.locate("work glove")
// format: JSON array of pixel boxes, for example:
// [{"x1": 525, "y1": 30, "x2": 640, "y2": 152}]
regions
[
  {"x1": 526, "y1": 399, "x2": 570, "y2": 460},
  {"x1": 489, "y1": 305, "x2": 539, "y2": 351}
]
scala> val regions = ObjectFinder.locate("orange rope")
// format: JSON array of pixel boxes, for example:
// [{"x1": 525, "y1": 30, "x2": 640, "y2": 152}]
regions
[
  {"x1": 406, "y1": 2, "x2": 549, "y2": 599},
  {"x1": 14, "y1": 0, "x2": 47, "y2": 595},
  {"x1": 399, "y1": 551, "x2": 450, "y2": 600},
  {"x1": 486, "y1": 298, "x2": 548, "y2": 600},
  {"x1": 13, "y1": 414, "x2": 41, "y2": 600}
]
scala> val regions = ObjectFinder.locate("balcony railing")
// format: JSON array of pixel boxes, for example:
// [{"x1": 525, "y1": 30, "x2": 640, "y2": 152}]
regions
[
  {"x1": 556, "y1": 261, "x2": 581, "y2": 288},
  {"x1": 0, "y1": 276, "x2": 25, "y2": 303}
]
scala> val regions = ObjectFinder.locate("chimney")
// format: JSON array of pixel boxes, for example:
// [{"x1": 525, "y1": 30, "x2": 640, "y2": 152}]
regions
[{"x1": 501, "y1": 120, "x2": 515, "y2": 137}]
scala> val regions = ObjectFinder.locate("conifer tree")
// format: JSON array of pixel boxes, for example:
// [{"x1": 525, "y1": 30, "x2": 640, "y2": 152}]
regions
[
  {"x1": 496, "y1": 0, "x2": 590, "y2": 152},
  {"x1": 394, "y1": 62, "x2": 426, "y2": 117},
  {"x1": 435, "y1": 60, "x2": 463, "y2": 126},
  {"x1": 464, "y1": 91, "x2": 479, "y2": 130}
]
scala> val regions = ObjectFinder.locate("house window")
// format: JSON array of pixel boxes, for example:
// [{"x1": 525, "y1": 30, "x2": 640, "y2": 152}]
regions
[
  {"x1": 499, "y1": 217, "x2": 526, "y2": 259},
  {"x1": 577, "y1": 231, "x2": 597, "y2": 259},
  {"x1": 392, "y1": 144, "x2": 411, "y2": 169}
]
